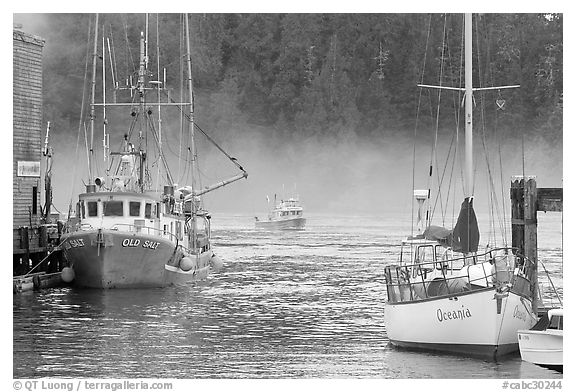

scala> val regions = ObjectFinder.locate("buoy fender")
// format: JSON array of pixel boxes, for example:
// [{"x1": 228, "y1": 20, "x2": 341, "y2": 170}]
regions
[{"x1": 61, "y1": 267, "x2": 75, "y2": 283}]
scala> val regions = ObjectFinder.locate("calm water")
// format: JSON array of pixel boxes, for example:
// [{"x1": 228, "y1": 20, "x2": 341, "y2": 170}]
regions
[{"x1": 13, "y1": 213, "x2": 563, "y2": 379}]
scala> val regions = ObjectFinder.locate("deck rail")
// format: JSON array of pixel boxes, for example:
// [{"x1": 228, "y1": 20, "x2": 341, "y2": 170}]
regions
[{"x1": 384, "y1": 247, "x2": 535, "y2": 303}]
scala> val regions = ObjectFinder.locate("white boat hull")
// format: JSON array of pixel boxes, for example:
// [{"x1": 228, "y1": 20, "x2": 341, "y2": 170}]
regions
[
  {"x1": 60, "y1": 230, "x2": 212, "y2": 288},
  {"x1": 385, "y1": 288, "x2": 536, "y2": 358},
  {"x1": 518, "y1": 329, "x2": 563, "y2": 371}
]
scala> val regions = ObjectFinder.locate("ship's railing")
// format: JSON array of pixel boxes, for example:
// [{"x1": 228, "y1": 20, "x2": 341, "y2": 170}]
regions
[
  {"x1": 384, "y1": 247, "x2": 535, "y2": 304},
  {"x1": 108, "y1": 223, "x2": 179, "y2": 244}
]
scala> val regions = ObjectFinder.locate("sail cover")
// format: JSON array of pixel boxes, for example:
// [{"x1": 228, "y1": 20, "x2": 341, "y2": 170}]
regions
[{"x1": 423, "y1": 197, "x2": 480, "y2": 253}]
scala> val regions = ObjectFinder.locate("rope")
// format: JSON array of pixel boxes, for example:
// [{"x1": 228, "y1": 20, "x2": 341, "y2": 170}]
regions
[
  {"x1": 427, "y1": 14, "x2": 448, "y2": 225},
  {"x1": 67, "y1": 16, "x2": 93, "y2": 220},
  {"x1": 411, "y1": 14, "x2": 433, "y2": 237}
]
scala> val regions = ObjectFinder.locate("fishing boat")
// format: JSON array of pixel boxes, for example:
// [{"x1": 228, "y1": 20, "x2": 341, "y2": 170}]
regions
[
  {"x1": 59, "y1": 14, "x2": 247, "y2": 288},
  {"x1": 518, "y1": 308, "x2": 563, "y2": 373},
  {"x1": 383, "y1": 14, "x2": 538, "y2": 358},
  {"x1": 255, "y1": 195, "x2": 306, "y2": 230}
]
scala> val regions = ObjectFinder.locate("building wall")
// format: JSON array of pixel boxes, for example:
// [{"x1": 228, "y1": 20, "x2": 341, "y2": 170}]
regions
[{"x1": 13, "y1": 30, "x2": 45, "y2": 251}]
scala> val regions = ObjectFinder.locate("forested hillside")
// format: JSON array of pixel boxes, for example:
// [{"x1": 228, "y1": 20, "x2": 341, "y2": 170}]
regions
[
  {"x1": 28, "y1": 13, "x2": 562, "y2": 145},
  {"x1": 14, "y1": 13, "x2": 563, "y2": 213}
]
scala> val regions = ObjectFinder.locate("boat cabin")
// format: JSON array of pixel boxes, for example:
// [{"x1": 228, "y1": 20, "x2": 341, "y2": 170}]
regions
[
  {"x1": 269, "y1": 198, "x2": 304, "y2": 220},
  {"x1": 76, "y1": 192, "x2": 185, "y2": 242}
]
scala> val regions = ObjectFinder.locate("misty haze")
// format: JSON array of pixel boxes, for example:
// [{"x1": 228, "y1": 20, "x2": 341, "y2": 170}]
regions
[{"x1": 13, "y1": 13, "x2": 562, "y2": 218}]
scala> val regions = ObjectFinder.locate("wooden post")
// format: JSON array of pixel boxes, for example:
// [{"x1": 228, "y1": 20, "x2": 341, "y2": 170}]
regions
[{"x1": 510, "y1": 176, "x2": 538, "y2": 312}]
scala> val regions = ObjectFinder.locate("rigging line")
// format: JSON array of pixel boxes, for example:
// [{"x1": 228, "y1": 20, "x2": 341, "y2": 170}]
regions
[
  {"x1": 475, "y1": 15, "x2": 497, "y2": 246},
  {"x1": 178, "y1": 14, "x2": 185, "y2": 182},
  {"x1": 475, "y1": 16, "x2": 507, "y2": 247},
  {"x1": 69, "y1": 15, "x2": 94, "y2": 218},
  {"x1": 483, "y1": 15, "x2": 509, "y2": 246},
  {"x1": 427, "y1": 13, "x2": 449, "y2": 225},
  {"x1": 122, "y1": 15, "x2": 136, "y2": 78},
  {"x1": 477, "y1": 15, "x2": 500, "y2": 247},
  {"x1": 155, "y1": 13, "x2": 162, "y2": 192},
  {"x1": 160, "y1": 89, "x2": 247, "y2": 173},
  {"x1": 107, "y1": 22, "x2": 119, "y2": 91},
  {"x1": 412, "y1": 13, "x2": 433, "y2": 236},
  {"x1": 144, "y1": 111, "x2": 174, "y2": 184},
  {"x1": 108, "y1": 113, "x2": 139, "y2": 176}
]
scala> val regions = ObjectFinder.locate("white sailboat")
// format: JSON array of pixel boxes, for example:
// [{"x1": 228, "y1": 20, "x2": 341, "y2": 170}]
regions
[
  {"x1": 59, "y1": 14, "x2": 247, "y2": 288},
  {"x1": 383, "y1": 14, "x2": 538, "y2": 358}
]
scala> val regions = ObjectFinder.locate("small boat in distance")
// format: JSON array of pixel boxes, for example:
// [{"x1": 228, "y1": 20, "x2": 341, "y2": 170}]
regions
[
  {"x1": 255, "y1": 195, "x2": 306, "y2": 230},
  {"x1": 518, "y1": 308, "x2": 563, "y2": 373}
]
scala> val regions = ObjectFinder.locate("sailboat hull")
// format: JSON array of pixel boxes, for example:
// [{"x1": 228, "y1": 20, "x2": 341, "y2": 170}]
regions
[
  {"x1": 60, "y1": 230, "x2": 212, "y2": 288},
  {"x1": 385, "y1": 288, "x2": 536, "y2": 358}
]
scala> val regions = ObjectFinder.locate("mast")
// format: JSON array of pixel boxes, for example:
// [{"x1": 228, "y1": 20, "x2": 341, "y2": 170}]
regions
[
  {"x1": 464, "y1": 13, "x2": 473, "y2": 199},
  {"x1": 88, "y1": 13, "x2": 99, "y2": 183},
  {"x1": 137, "y1": 30, "x2": 146, "y2": 191},
  {"x1": 184, "y1": 14, "x2": 196, "y2": 192}
]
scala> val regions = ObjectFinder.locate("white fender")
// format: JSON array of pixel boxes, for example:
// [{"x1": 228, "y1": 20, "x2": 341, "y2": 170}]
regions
[
  {"x1": 179, "y1": 256, "x2": 196, "y2": 272},
  {"x1": 210, "y1": 254, "x2": 224, "y2": 271},
  {"x1": 61, "y1": 267, "x2": 75, "y2": 283}
]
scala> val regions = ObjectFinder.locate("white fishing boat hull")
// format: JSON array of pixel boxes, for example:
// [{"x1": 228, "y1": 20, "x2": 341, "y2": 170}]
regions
[
  {"x1": 255, "y1": 217, "x2": 306, "y2": 230},
  {"x1": 385, "y1": 288, "x2": 536, "y2": 358},
  {"x1": 60, "y1": 230, "x2": 212, "y2": 288},
  {"x1": 518, "y1": 329, "x2": 563, "y2": 371}
]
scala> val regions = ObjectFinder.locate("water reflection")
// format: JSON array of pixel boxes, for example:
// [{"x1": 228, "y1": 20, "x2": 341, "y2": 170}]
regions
[{"x1": 13, "y1": 213, "x2": 562, "y2": 379}]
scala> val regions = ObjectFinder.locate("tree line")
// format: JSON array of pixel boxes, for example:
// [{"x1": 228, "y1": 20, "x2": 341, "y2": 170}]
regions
[{"x1": 39, "y1": 13, "x2": 563, "y2": 145}]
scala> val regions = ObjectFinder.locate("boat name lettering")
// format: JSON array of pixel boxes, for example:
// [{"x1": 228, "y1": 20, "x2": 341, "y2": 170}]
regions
[
  {"x1": 122, "y1": 239, "x2": 141, "y2": 247},
  {"x1": 68, "y1": 239, "x2": 85, "y2": 248},
  {"x1": 436, "y1": 306, "x2": 472, "y2": 322},
  {"x1": 142, "y1": 240, "x2": 160, "y2": 249},
  {"x1": 122, "y1": 238, "x2": 160, "y2": 250},
  {"x1": 513, "y1": 305, "x2": 527, "y2": 322}
]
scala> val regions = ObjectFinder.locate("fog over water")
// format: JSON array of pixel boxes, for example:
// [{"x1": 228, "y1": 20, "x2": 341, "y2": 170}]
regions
[{"x1": 47, "y1": 125, "x2": 562, "y2": 219}]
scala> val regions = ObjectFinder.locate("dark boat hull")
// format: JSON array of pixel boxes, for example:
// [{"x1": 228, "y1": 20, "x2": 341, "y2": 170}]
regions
[{"x1": 60, "y1": 230, "x2": 212, "y2": 288}]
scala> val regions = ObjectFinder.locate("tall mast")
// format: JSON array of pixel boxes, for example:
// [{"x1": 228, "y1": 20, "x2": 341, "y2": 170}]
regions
[
  {"x1": 184, "y1": 14, "x2": 196, "y2": 192},
  {"x1": 88, "y1": 13, "x2": 99, "y2": 183},
  {"x1": 464, "y1": 13, "x2": 473, "y2": 199}
]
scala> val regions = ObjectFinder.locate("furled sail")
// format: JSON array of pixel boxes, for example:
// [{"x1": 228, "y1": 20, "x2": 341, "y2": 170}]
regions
[{"x1": 424, "y1": 198, "x2": 479, "y2": 253}]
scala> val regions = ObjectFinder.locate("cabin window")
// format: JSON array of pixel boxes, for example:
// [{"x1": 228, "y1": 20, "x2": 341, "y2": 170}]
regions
[
  {"x1": 145, "y1": 203, "x2": 152, "y2": 219},
  {"x1": 103, "y1": 201, "x2": 123, "y2": 216},
  {"x1": 129, "y1": 201, "x2": 141, "y2": 217},
  {"x1": 549, "y1": 315, "x2": 563, "y2": 330},
  {"x1": 417, "y1": 245, "x2": 434, "y2": 264},
  {"x1": 87, "y1": 201, "x2": 98, "y2": 217}
]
